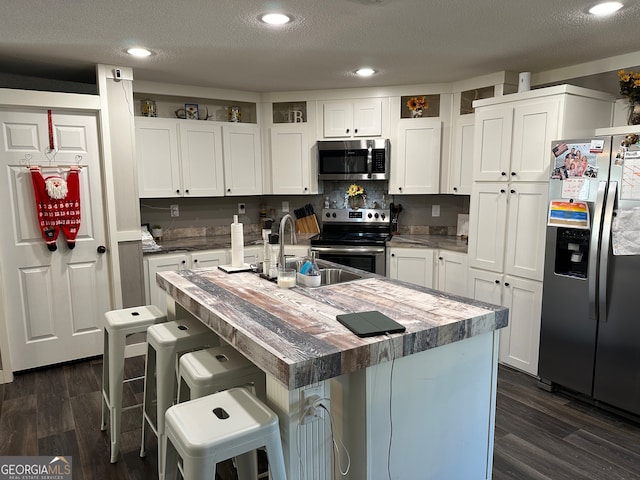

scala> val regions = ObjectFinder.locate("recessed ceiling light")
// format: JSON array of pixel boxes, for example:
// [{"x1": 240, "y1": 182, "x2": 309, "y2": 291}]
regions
[
  {"x1": 260, "y1": 13, "x2": 292, "y2": 25},
  {"x1": 355, "y1": 68, "x2": 376, "y2": 77},
  {"x1": 127, "y1": 47, "x2": 152, "y2": 57},
  {"x1": 589, "y1": 2, "x2": 623, "y2": 15}
]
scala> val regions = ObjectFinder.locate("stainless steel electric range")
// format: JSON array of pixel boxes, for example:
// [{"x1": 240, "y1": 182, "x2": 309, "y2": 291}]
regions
[{"x1": 310, "y1": 208, "x2": 391, "y2": 275}]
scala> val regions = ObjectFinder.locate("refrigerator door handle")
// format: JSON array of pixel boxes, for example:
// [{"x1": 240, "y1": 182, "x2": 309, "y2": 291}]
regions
[
  {"x1": 588, "y1": 181, "x2": 607, "y2": 322},
  {"x1": 598, "y1": 181, "x2": 617, "y2": 324}
]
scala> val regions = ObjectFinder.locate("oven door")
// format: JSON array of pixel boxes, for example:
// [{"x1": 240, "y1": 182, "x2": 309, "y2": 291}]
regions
[{"x1": 310, "y1": 246, "x2": 386, "y2": 275}]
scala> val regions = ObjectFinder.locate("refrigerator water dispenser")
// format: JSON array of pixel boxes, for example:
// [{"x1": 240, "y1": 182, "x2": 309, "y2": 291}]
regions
[{"x1": 554, "y1": 227, "x2": 589, "y2": 278}]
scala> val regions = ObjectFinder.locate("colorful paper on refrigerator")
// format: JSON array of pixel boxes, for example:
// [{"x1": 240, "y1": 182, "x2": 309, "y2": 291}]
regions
[{"x1": 547, "y1": 201, "x2": 590, "y2": 229}]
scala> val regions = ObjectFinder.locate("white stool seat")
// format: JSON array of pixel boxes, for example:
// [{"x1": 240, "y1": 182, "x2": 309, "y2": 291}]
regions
[
  {"x1": 140, "y1": 316, "x2": 219, "y2": 478},
  {"x1": 177, "y1": 345, "x2": 266, "y2": 403},
  {"x1": 164, "y1": 388, "x2": 287, "y2": 480},
  {"x1": 101, "y1": 305, "x2": 166, "y2": 463}
]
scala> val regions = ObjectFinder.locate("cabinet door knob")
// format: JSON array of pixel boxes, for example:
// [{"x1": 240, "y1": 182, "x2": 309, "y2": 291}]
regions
[
  {"x1": 439, "y1": 256, "x2": 443, "y2": 260},
  {"x1": 398, "y1": 187, "x2": 403, "y2": 192},
  {"x1": 500, "y1": 189, "x2": 506, "y2": 194},
  {"x1": 193, "y1": 259, "x2": 198, "y2": 263},
  {"x1": 346, "y1": 128, "x2": 350, "y2": 134},
  {"x1": 97, "y1": 245, "x2": 106, "y2": 254},
  {"x1": 494, "y1": 279, "x2": 500, "y2": 284},
  {"x1": 354, "y1": 128, "x2": 358, "y2": 134},
  {"x1": 304, "y1": 187, "x2": 308, "y2": 192},
  {"x1": 504, "y1": 282, "x2": 510, "y2": 287},
  {"x1": 510, "y1": 189, "x2": 516, "y2": 194},
  {"x1": 181, "y1": 260, "x2": 186, "y2": 264},
  {"x1": 453, "y1": 187, "x2": 458, "y2": 192},
  {"x1": 227, "y1": 188, "x2": 231, "y2": 193},
  {"x1": 185, "y1": 189, "x2": 189, "y2": 194},
  {"x1": 176, "y1": 189, "x2": 180, "y2": 194},
  {"x1": 391, "y1": 253, "x2": 395, "y2": 257},
  {"x1": 511, "y1": 172, "x2": 516, "y2": 176},
  {"x1": 501, "y1": 171, "x2": 507, "y2": 176}
]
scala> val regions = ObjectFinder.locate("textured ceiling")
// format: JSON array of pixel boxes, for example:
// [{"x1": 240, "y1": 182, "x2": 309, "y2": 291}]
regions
[{"x1": 1, "y1": 0, "x2": 639, "y2": 94}]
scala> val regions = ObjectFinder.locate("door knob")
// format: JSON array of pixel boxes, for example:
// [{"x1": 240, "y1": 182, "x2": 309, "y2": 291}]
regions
[{"x1": 97, "y1": 245, "x2": 106, "y2": 254}]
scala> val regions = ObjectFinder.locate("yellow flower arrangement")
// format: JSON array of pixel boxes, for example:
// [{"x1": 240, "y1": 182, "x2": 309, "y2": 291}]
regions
[
  {"x1": 406, "y1": 96, "x2": 428, "y2": 112},
  {"x1": 618, "y1": 69, "x2": 640, "y2": 104},
  {"x1": 347, "y1": 184, "x2": 365, "y2": 198}
]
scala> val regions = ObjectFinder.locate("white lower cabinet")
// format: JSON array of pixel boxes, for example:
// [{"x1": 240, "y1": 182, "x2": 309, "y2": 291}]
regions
[
  {"x1": 436, "y1": 250, "x2": 468, "y2": 297},
  {"x1": 467, "y1": 268, "x2": 542, "y2": 375},
  {"x1": 387, "y1": 247, "x2": 435, "y2": 288},
  {"x1": 387, "y1": 246, "x2": 468, "y2": 294},
  {"x1": 145, "y1": 250, "x2": 227, "y2": 314}
]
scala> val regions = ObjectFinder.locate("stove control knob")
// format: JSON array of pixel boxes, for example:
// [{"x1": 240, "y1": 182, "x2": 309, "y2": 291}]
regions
[
  {"x1": 325, "y1": 212, "x2": 331, "y2": 218},
  {"x1": 381, "y1": 213, "x2": 386, "y2": 220},
  {"x1": 332, "y1": 212, "x2": 337, "y2": 218},
  {"x1": 374, "y1": 213, "x2": 379, "y2": 219},
  {"x1": 368, "y1": 213, "x2": 373, "y2": 218}
]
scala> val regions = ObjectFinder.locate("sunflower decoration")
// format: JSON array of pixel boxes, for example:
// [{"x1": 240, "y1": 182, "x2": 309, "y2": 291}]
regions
[
  {"x1": 407, "y1": 96, "x2": 428, "y2": 117},
  {"x1": 618, "y1": 69, "x2": 640, "y2": 104},
  {"x1": 347, "y1": 184, "x2": 365, "y2": 198}
]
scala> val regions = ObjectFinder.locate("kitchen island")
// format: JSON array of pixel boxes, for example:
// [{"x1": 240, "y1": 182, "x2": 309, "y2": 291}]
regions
[{"x1": 157, "y1": 265, "x2": 508, "y2": 479}]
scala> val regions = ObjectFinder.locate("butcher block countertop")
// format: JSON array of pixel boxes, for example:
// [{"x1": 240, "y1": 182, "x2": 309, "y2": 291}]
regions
[{"x1": 157, "y1": 266, "x2": 508, "y2": 390}]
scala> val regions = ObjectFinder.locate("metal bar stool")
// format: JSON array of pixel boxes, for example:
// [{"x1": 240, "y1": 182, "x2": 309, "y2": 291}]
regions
[
  {"x1": 163, "y1": 387, "x2": 287, "y2": 480},
  {"x1": 177, "y1": 345, "x2": 266, "y2": 403},
  {"x1": 140, "y1": 316, "x2": 219, "y2": 478},
  {"x1": 177, "y1": 345, "x2": 268, "y2": 479},
  {"x1": 101, "y1": 305, "x2": 166, "y2": 463}
]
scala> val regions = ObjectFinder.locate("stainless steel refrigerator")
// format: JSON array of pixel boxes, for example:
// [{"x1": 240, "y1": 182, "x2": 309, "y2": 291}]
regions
[{"x1": 539, "y1": 133, "x2": 640, "y2": 416}]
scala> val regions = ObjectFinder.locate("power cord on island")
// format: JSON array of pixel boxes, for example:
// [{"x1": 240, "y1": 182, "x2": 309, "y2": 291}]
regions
[
  {"x1": 385, "y1": 332, "x2": 396, "y2": 480},
  {"x1": 296, "y1": 396, "x2": 351, "y2": 479}
]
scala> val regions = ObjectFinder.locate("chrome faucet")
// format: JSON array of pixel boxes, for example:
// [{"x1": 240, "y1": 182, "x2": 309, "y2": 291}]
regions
[{"x1": 278, "y1": 214, "x2": 297, "y2": 269}]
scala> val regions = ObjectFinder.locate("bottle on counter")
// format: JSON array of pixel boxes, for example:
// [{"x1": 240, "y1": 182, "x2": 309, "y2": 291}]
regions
[
  {"x1": 261, "y1": 220, "x2": 273, "y2": 276},
  {"x1": 268, "y1": 233, "x2": 280, "y2": 278}
]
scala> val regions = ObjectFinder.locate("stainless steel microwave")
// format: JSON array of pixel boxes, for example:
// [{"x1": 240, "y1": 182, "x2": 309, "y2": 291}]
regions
[{"x1": 317, "y1": 139, "x2": 390, "y2": 181}]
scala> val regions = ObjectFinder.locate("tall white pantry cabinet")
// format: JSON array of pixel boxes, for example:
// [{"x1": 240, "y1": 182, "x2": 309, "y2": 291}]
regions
[{"x1": 467, "y1": 85, "x2": 614, "y2": 376}]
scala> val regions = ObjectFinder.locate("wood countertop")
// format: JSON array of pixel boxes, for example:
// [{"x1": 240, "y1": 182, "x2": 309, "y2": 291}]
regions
[{"x1": 157, "y1": 267, "x2": 508, "y2": 390}]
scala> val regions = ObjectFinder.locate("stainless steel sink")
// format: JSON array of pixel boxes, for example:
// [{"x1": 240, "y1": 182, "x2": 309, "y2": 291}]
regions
[
  {"x1": 319, "y1": 268, "x2": 362, "y2": 285},
  {"x1": 284, "y1": 257, "x2": 363, "y2": 286}
]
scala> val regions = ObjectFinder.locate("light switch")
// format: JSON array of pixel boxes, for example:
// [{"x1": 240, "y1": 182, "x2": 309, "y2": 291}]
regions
[
  {"x1": 432, "y1": 205, "x2": 440, "y2": 217},
  {"x1": 282, "y1": 201, "x2": 289, "y2": 213}
]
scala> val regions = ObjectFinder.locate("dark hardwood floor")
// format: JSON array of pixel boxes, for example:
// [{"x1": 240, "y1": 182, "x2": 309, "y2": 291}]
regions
[{"x1": 1, "y1": 356, "x2": 639, "y2": 479}]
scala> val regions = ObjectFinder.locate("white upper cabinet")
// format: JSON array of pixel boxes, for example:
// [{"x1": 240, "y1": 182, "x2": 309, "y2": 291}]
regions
[
  {"x1": 321, "y1": 99, "x2": 383, "y2": 138},
  {"x1": 270, "y1": 123, "x2": 312, "y2": 195},
  {"x1": 390, "y1": 118, "x2": 442, "y2": 195},
  {"x1": 136, "y1": 118, "x2": 225, "y2": 198},
  {"x1": 222, "y1": 123, "x2": 263, "y2": 196},
  {"x1": 179, "y1": 121, "x2": 225, "y2": 197},
  {"x1": 136, "y1": 118, "x2": 182, "y2": 198},
  {"x1": 473, "y1": 98, "x2": 561, "y2": 182},
  {"x1": 448, "y1": 114, "x2": 475, "y2": 195}
]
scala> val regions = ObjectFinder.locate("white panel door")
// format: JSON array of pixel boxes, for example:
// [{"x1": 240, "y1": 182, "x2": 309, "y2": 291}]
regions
[
  {"x1": 135, "y1": 117, "x2": 181, "y2": 198},
  {"x1": 271, "y1": 124, "x2": 310, "y2": 194},
  {"x1": 387, "y1": 247, "x2": 435, "y2": 288},
  {"x1": 473, "y1": 106, "x2": 513, "y2": 182},
  {"x1": 0, "y1": 110, "x2": 110, "y2": 371},
  {"x1": 449, "y1": 115, "x2": 474, "y2": 195},
  {"x1": 352, "y1": 99, "x2": 382, "y2": 137},
  {"x1": 222, "y1": 124, "x2": 263, "y2": 196},
  {"x1": 322, "y1": 102, "x2": 353, "y2": 138},
  {"x1": 391, "y1": 118, "x2": 441, "y2": 195},
  {"x1": 468, "y1": 183, "x2": 508, "y2": 273},
  {"x1": 436, "y1": 251, "x2": 468, "y2": 296},
  {"x1": 500, "y1": 275, "x2": 543, "y2": 375},
  {"x1": 179, "y1": 121, "x2": 225, "y2": 197},
  {"x1": 146, "y1": 253, "x2": 188, "y2": 315},
  {"x1": 190, "y1": 250, "x2": 227, "y2": 269},
  {"x1": 504, "y1": 182, "x2": 549, "y2": 281},
  {"x1": 510, "y1": 99, "x2": 560, "y2": 182},
  {"x1": 467, "y1": 268, "x2": 503, "y2": 306}
]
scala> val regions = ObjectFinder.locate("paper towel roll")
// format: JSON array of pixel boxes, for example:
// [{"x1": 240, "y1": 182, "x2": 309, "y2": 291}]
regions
[
  {"x1": 231, "y1": 215, "x2": 244, "y2": 267},
  {"x1": 518, "y1": 72, "x2": 531, "y2": 93}
]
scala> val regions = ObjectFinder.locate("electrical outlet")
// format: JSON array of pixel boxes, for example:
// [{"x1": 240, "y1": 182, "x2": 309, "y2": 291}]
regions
[
  {"x1": 432, "y1": 204, "x2": 440, "y2": 217},
  {"x1": 170, "y1": 204, "x2": 179, "y2": 217},
  {"x1": 282, "y1": 201, "x2": 289, "y2": 213},
  {"x1": 300, "y1": 385, "x2": 323, "y2": 424},
  {"x1": 238, "y1": 203, "x2": 246, "y2": 215}
]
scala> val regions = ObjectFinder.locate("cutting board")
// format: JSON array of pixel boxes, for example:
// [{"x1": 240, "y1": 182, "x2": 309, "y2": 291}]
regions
[{"x1": 295, "y1": 214, "x2": 320, "y2": 234}]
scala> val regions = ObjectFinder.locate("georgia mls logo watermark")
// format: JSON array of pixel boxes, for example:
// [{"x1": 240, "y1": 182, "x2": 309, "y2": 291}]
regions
[{"x1": 0, "y1": 456, "x2": 72, "y2": 480}]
